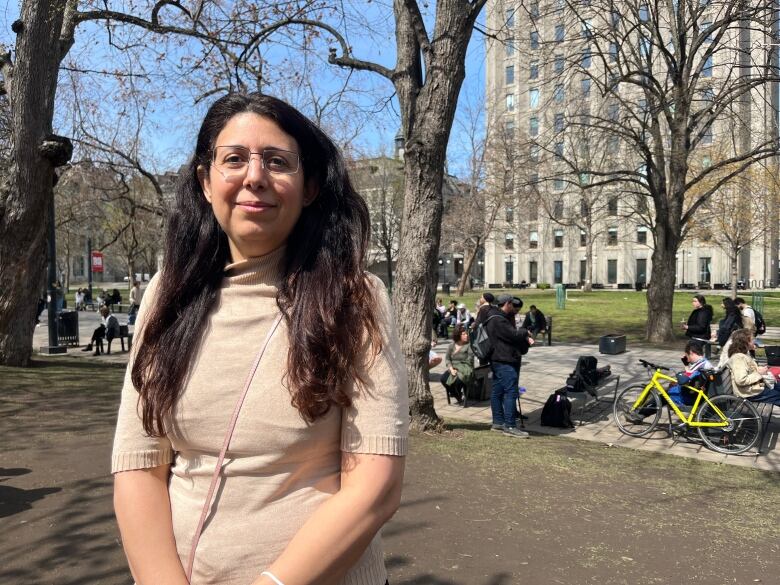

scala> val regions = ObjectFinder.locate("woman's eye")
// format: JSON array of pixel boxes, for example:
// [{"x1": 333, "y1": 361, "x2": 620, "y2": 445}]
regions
[
  {"x1": 266, "y1": 156, "x2": 290, "y2": 169},
  {"x1": 223, "y1": 155, "x2": 247, "y2": 165}
]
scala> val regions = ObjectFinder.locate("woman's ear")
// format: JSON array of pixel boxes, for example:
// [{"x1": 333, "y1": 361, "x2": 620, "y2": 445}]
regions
[
  {"x1": 197, "y1": 165, "x2": 213, "y2": 204},
  {"x1": 303, "y1": 179, "x2": 319, "y2": 207}
]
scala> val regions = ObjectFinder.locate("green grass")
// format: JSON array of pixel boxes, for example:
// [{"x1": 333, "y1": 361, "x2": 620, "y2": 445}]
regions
[{"x1": 440, "y1": 289, "x2": 780, "y2": 344}]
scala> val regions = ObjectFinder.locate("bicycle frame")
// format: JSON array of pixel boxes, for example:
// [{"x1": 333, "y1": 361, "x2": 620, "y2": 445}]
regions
[{"x1": 634, "y1": 369, "x2": 729, "y2": 427}]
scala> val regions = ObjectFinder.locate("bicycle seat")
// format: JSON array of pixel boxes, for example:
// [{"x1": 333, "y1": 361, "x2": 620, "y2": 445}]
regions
[{"x1": 638, "y1": 359, "x2": 670, "y2": 371}]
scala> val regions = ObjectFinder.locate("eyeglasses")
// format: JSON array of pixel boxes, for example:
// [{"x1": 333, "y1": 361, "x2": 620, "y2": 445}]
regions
[{"x1": 211, "y1": 146, "x2": 300, "y2": 180}]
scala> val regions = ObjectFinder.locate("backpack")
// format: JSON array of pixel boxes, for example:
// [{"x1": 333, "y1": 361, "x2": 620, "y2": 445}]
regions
[
  {"x1": 565, "y1": 356, "x2": 600, "y2": 394},
  {"x1": 754, "y1": 309, "x2": 767, "y2": 335},
  {"x1": 540, "y1": 389, "x2": 574, "y2": 428},
  {"x1": 471, "y1": 315, "x2": 502, "y2": 361}
]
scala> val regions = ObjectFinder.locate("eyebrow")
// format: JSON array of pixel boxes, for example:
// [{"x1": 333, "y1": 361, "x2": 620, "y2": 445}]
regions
[{"x1": 215, "y1": 144, "x2": 298, "y2": 154}]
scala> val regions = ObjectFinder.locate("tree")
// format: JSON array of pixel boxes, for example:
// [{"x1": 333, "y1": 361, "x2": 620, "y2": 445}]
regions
[{"x1": 555, "y1": 0, "x2": 780, "y2": 341}]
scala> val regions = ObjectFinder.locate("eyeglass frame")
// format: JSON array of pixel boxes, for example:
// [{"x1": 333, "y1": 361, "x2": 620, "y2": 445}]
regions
[{"x1": 210, "y1": 145, "x2": 301, "y2": 178}]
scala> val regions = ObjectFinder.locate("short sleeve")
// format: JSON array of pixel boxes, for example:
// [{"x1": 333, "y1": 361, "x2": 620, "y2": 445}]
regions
[
  {"x1": 111, "y1": 273, "x2": 174, "y2": 473},
  {"x1": 341, "y1": 274, "x2": 409, "y2": 456}
]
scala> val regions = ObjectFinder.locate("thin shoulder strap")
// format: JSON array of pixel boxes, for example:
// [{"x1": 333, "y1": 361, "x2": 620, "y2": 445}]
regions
[{"x1": 186, "y1": 312, "x2": 284, "y2": 582}]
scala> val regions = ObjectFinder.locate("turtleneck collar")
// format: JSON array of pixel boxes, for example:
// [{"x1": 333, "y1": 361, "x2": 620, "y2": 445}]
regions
[{"x1": 224, "y1": 245, "x2": 286, "y2": 286}]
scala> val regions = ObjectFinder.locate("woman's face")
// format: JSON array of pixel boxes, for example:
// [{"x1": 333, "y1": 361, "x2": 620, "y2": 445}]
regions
[
  {"x1": 692, "y1": 298, "x2": 701, "y2": 309},
  {"x1": 199, "y1": 113, "x2": 316, "y2": 261},
  {"x1": 460, "y1": 330, "x2": 469, "y2": 343}
]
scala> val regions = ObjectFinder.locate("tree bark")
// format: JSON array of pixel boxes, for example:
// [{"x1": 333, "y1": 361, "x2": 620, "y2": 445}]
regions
[
  {"x1": 0, "y1": 1, "x2": 69, "y2": 366},
  {"x1": 645, "y1": 212, "x2": 681, "y2": 342},
  {"x1": 456, "y1": 241, "x2": 479, "y2": 296}
]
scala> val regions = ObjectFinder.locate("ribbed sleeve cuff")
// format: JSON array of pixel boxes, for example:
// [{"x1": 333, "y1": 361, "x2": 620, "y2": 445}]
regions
[
  {"x1": 341, "y1": 542, "x2": 387, "y2": 585},
  {"x1": 111, "y1": 448, "x2": 174, "y2": 473},
  {"x1": 341, "y1": 432, "x2": 408, "y2": 456}
]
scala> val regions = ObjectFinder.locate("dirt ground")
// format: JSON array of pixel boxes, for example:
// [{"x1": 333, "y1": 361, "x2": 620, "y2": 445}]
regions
[{"x1": 2, "y1": 358, "x2": 779, "y2": 585}]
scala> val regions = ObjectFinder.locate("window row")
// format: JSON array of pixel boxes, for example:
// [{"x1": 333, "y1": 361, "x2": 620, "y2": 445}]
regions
[{"x1": 505, "y1": 226, "x2": 649, "y2": 250}]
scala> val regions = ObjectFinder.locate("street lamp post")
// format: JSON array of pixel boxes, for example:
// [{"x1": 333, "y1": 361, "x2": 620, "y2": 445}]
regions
[{"x1": 40, "y1": 192, "x2": 66, "y2": 355}]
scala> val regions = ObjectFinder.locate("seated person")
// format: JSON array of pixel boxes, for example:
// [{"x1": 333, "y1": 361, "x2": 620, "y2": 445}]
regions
[
  {"x1": 667, "y1": 340, "x2": 714, "y2": 406},
  {"x1": 728, "y1": 328, "x2": 780, "y2": 406},
  {"x1": 521, "y1": 305, "x2": 546, "y2": 337},
  {"x1": 440, "y1": 325, "x2": 475, "y2": 404},
  {"x1": 455, "y1": 303, "x2": 472, "y2": 328}
]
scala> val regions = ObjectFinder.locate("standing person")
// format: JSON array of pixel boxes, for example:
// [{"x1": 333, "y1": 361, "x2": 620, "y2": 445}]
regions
[
  {"x1": 472, "y1": 292, "x2": 494, "y2": 329},
  {"x1": 75, "y1": 288, "x2": 85, "y2": 311},
  {"x1": 715, "y1": 297, "x2": 743, "y2": 347},
  {"x1": 734, "y1": 297, "x2": 756, "y2": 334},
  {"x1": 484, "y1": 294, "x2": 534, "y2": 438},
  {"x1": 112, "y1": 93, "x2": 408, "y2": 585},
  {"x1": 682, "y1": 294, "x2": 713, "y2": 340},
  {"x1": 128, "y1": 280, "x2": 141, "y2": 325},
  {"x1": 440, "y1": 325, "x2": 475, "y2": 404},
  {"x1": 521, "y1": 304, "x2": 547, "y2": 338}
]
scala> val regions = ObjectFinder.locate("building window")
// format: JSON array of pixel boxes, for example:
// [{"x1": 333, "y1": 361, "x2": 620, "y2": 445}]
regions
[
  {"x1": 529, "y1": 88, "x2": 540, "y2": 109},
  {"x1": 580, "y1": 259, "x2": 587, "y2": 283},
  {"x1": 554, "y1": 113, "x2": 565, "y2": 133},
  {"x1": 506, "y1": 65, "x2": 515, "y2": 85},
  {"x1": 505, "y1": 118, "x2": 515, "y2": 136},
  {"x1": 581, "y1": 20, "x2": 593, "y2": 39},
  {"x1": 530, "y1": 31, "x2": 539, "y2": 49},
  {"x1": 553, "y1": 177, "x2": 565, "y2": 190},
  {"x1": 699, "y1": 257, "x2": 712, "y2": 283},
  {"x1": 506, "y1": 207, "x2": 514, "y2": 223},
  {"x1": 702, "y1": 124, "x2": 713, "y2": 145},
  {"x1": 608, "y1": 196, "x2": 618, "y2": 215},
  {"x1": 505, "y1": 259, "x2": 514, "y2": 283},
  {"x1": 553, "y1": 84, "x2": 564, "y2": 102},
  {"x1": 703, "y1": 55, "x2": 713, "y2": 78},
  {"x1": 506, "y1": 38, "x2": 516, "y2": 57},
  {"x1": 608, "y1": 103, "x2": 619, "y2": 121},
  {"x1": 554, "y1": 228, "x2": 564, "y2": 247},
  {"x1": 637, "y1": 226, "x2": 648, "y2": 244},
  {"x1": 529, "y1": 261, "x2": 538, "y2": 284},
  {"x1": 530, "y1": 1, "x2": 539, "y2": 18},
  {"x1": 607, "y1": 136, "x2": 619, "y2": 154},
  {"x1": 505, "y1": 233, "x2": 515, "y2": 249},
  {"x1": 582, "y1": 47, "x2": 591, "y2": 68},
  {"x1": 506, "y1": 93, "x2": 515, "y2": 111},
  {"x1": 702, "y1": 21, "x2": 713, "y2": 43},
  {"x1": 581, "y1": 77, "x2": 591, "y2": 97},
  {"x1": 553, "y1": 200, "x2": 564, "y2": 219},
  {"x1": 555, "y1": 24, "x2": 565, "y2": 42},
  {"x1": 580, "y1": 199, "x2": 589, "y2": 216},
  {"x1": 506, "y1": 8, "x2": 515, "y2": 28},
  {"x1": 609, "y1": 43, "x2": 618, "y2": 62},
  {"x1": 703, "y1": 155, "x2": 712, "y2": 168},
  {"x1": 639, "y1": 4, "x2": 649, "y2": 21},
  {"x1": 554, "y1": 260, "x2": 564, "y2": 284},
  {"x1": 611, "y1": 10, "x2": 621, "y2": 26},
  {"x1": 530, "y1": 61, "x2": 539, "y2": 79},
  {"x1": 579, "y1": 172, "x2": 590, "y2": 186},
  {"x1": 554, "y1": 141, "x2": 564, "y2": 158},
  {"x1": 530, "y1": 116, "x2": 539, "y2": 136},
  {"x1": 607, "y1": 226, "x2": 618, "y2": 245},
  {"x1": 529, "y1": 231, "x2": 539, "y2": 249},
  {"x1": 555, "y1": 54, "x2": 565, "y2": 74},
  {"x1": 530, "y1": 144, "x2": 540, "y2": 162},
  {"x1": 580, "y1": 230, "x2": 587, "y2": 247},
  {"x1": 607, "y1": 259, "x2": 618, "y2": 284}
]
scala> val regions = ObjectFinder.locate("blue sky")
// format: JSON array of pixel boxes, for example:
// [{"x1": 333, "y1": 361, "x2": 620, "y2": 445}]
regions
[{"x1": 0, "y1": 2, "x2": 487, "y2": 179}]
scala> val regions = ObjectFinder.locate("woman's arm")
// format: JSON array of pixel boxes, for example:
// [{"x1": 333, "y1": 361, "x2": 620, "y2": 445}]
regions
[
  {"x1": 114, "y1": 466, "x2": 189, "y2": 585},
  {"x1": 252, "y1": 452, "x2": 405, "y2": 585}
]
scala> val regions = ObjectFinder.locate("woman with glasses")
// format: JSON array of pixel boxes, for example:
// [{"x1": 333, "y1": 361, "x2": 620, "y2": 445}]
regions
[{"x1": 112, "y1": 93, "x2": 407, "y2": 585}]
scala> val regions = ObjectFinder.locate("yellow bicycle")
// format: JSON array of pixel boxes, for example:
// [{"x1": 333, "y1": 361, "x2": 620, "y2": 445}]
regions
[{"x1": 613, "y1": 359, "x2": 762, "y2": 455}]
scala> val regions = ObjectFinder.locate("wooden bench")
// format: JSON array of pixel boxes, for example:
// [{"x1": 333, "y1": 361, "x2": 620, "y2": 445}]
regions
[{"x1": 105, "y1": 324, "x2": 132, "y2": 353}]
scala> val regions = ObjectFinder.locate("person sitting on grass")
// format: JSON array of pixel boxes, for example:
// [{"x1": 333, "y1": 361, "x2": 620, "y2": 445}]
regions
[{"x1": 440, "y1": 325, "x2": 475, "y2": 404}]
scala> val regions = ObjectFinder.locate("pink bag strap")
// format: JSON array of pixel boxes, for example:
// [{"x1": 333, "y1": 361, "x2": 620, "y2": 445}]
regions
[{"x1": 185, "y1": 312, "x2": 284, "y2": 582}]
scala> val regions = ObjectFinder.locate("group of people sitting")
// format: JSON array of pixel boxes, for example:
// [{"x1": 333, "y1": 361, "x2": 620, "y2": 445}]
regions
[{"x1": 433, "y1": 293, "x2": 548, "y2": 340}]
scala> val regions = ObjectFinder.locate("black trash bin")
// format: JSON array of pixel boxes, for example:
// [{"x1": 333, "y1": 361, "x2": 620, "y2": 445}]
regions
[
  {"x1": 635, "y1": 281, "x2": 644, "y2": 292},
  {"x1": 57, "y1": 310, "x2": 80, "y2": 347},
  {"x1": 441, "y1": 283, "x2": 451, "y2": 295},
  {"x1": 599, "y1": 334, "x2": 626, "y2": 355}
]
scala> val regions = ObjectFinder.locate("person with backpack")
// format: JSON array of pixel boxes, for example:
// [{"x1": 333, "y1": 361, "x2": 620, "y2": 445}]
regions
[{"x1": 484, "y1": 294, "x2": 534, "y2": 438}]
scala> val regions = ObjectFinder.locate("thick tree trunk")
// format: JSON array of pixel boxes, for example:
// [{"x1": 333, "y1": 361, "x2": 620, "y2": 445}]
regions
[
  {"x1": 584, "y1": 238, "x2": 594, "y2": 292},
  {"x1": 456, "y1": 243, "x2": 479, "y2": 296},
  {"x1": 0, "y1": 1, "x2": 68, "y2": 366},
  {"x1": 646, "y1": 221, "x2": 680, "y2": 343}
]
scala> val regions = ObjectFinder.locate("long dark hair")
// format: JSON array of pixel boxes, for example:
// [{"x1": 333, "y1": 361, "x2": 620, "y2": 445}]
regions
[
  {"x1": 722, "y1": 297, "x2": 741, "y2": 318},
  {"x1": 132, "y1": 93, "x2": 381, "y2": 436}
]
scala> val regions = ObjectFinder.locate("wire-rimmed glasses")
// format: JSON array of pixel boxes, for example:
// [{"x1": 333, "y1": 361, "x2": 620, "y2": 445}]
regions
[{"x1": 212, "y1": 146, "x2": 300, "y2": 181}]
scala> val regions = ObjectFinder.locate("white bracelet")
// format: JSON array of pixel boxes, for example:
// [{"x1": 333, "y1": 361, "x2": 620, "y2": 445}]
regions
[{"x1": 261, "y1": 571, "x2": 286, "y2": 585}]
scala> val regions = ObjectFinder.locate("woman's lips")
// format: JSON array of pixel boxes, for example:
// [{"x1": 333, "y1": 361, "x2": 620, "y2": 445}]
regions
[{"x1": 236, "y1": 201, "x2": 275, "y2": 213}]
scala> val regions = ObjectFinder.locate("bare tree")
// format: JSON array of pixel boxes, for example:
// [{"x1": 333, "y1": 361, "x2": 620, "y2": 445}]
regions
[{"x1": 551, "y1": 0, "x2": 780, "y2": 341}]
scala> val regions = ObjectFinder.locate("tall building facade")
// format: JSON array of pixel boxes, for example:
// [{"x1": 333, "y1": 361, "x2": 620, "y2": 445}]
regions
[{"x1": 484, "y1": 0, "x2": 779, "y2": 289}]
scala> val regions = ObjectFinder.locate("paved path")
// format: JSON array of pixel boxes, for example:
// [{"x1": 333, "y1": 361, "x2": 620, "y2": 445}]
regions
[
  {"x1": 430, "y1": 339, "x2": 780, "y2": 472},
  {"x1": 33, "y1": 313, "x2": 779, "y2": 471}
]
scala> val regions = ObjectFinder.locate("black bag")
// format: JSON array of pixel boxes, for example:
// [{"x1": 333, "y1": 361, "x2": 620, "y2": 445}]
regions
[
  {"x1": 754, "y1": 309, "x2": 767, "y2": 335},
  {"x1": 565, "y1": 355, "x2": 600, "y2": 394},
  {"x1": 540, "y1": 389, "x2": 574, "y2": 428},
  {"x1": 471, "y1": 315, "x2": 502, "y2": 361}
]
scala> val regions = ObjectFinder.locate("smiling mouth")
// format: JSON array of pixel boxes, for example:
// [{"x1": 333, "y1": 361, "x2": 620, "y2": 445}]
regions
[{"x1": 236, "y1": 201, "x2": 275, "y2": 211}]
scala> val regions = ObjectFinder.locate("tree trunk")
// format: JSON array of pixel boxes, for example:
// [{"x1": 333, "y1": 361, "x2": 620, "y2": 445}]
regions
[
  {"x1": 730, "y1": 251, "x2": 739, "y2": 299},
  {"x1": 390, "y1": 0, "x2": 483, "y2": 431},
  {"x1": 584, "y1": 238, "x2": 594, "y2": 292},
  {"x1": 456, "y1": 243, "x2": 479, "y2": 296},
  {"x1": 384, "y1": 245, "x2": 393, "y2": 291},
  {"x1": 645, "y1": 222, "x2": 680, "y2": 342},
  {"x1": 0, "y1": 1, "x2": 68, "y2": 366}
]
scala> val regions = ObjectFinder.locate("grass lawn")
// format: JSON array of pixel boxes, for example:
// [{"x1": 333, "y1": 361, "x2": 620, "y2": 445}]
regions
[{"x1": 442, "y1": 288, "x2": 780, "y2": 344}]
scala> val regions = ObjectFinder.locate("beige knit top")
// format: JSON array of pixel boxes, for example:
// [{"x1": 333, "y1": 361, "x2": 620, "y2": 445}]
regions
[{"x1": 112, "y1": 246, "x2": 409, "y2": 585}]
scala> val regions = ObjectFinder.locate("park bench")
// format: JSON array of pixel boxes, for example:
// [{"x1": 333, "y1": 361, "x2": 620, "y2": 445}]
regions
[
  {"x1": 567, "y1": 373, "x2": 621, "y2": 426},
  {"x1": 106, "y1": 325, "x2": 132, "y2": 353}
]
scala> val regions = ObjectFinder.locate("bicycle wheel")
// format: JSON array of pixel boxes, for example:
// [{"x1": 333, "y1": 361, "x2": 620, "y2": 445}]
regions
[
  {"x1": 614, "y1": 384, "x2": 662, "y2": 437},
  {"x1": 696, "y1": 395, "x2": 762, "y2": 455}
]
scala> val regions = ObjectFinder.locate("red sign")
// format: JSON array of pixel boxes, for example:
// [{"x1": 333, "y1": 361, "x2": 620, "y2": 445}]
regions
[{"x1": 91, "y1": 251, "x2": 104, "y2": 273}]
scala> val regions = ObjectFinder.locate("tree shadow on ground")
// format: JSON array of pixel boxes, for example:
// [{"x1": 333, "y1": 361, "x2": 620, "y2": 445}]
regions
[{"x1": 0, "y1": 484, "x2": 61, "y2": 518}]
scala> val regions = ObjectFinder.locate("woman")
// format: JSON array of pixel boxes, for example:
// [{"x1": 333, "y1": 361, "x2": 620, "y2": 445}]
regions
[
  {"x1": 715, "y1": 297, "x2": 743, "y2": 347},
  {"x1": 112, "y1": 94, "x2": 408, "y2": 585},
  {"x1": 682, "y1": 294, "x2": 712, "y2": 340},
  {"x1": 440, "y1": 325, "x2": 475, "y2": 404},
  {"x1": 727, "y1": 329, "x2": 780, "y2": 405}
]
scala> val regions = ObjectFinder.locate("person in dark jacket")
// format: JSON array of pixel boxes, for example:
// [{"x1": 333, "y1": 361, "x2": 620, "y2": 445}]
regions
[
  {"x1": 484, "y1": 294, "x2": 534, "y2": 438},
  {"x1": 716, "y1": 297, "x2": 742, "y2": 347},
  {"x1": 682, "y1": 294, "x2": 713, "y2": 340},
  {"x1": 521, "y1": 305, "x2": 547, "y2": 337}
]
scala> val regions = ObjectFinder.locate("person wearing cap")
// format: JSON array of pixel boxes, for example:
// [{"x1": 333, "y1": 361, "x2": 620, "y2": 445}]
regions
[
  {"x1": 455, "y1": 303, "x2": 473, "y2": 327},
  {"x1": 484, "y1": 294, "x2": 534, "y2": 438}
]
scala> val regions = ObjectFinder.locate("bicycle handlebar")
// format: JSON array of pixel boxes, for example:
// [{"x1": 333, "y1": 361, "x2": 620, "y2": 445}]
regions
[{"x1": 638, "y1": 359, "x2": 670, "y2": 372}]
